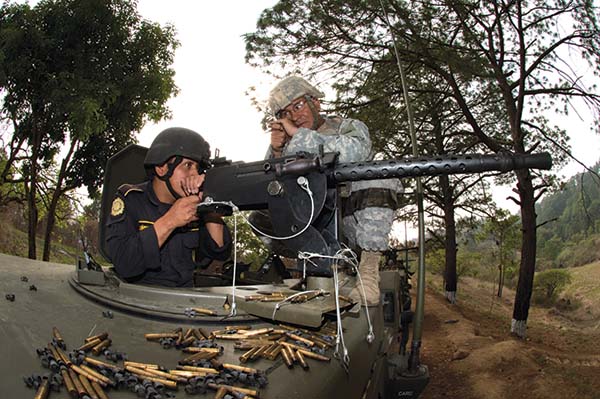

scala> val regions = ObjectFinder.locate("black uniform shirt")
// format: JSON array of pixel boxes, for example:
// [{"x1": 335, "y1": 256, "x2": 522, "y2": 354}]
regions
[{"x1": 105, "y1": 181, "x2": 232, "y2": 287}]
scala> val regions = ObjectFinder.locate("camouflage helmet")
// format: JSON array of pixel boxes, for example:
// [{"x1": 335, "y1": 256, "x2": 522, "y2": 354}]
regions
[
  {"x1": 268, "y1": 76, "x2": 325, "y2": 116},
  {"x1": 144, "y1": 127, "x2": 211, "y2": 169}
]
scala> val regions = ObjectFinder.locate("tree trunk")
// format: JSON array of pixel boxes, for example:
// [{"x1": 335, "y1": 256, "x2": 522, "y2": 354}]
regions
[
  {"x1": 511, "y1": 169, "x2": 537, "y2": 338},
  {"x1": 441, "y1": 175, "x2": 457, "y2": 304},
  {"x1": 27, "y1": 127, "x2": 42, "y2": 260},
  {"x1": 42, "y1": 141, "x2": 76, "y2": 261}
]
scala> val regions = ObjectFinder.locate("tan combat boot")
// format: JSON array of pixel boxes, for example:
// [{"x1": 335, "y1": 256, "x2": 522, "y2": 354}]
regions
[{"x1": 349, "y1": 251, "x2": 381, "y2": 306}]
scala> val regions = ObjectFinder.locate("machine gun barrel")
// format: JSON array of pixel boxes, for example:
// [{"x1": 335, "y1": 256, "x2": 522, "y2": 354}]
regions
[{"x1": 329, "y1": 152, "x2": 552, "y2": 183}]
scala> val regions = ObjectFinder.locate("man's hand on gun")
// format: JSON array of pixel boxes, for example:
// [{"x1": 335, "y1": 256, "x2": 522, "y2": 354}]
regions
[{"x1": 269, "y1": 118, "x2": 298, "y2": 157}]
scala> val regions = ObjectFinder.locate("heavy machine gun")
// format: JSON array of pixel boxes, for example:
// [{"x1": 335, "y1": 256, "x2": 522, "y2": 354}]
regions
[{"x1": 200, "y1": 150, "x2": 552, "y2": 276}]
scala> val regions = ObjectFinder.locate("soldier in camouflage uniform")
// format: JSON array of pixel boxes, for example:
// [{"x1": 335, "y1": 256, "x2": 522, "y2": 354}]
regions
[{"x1": 262, "y1": 76, "x2": 402, "y2": 306}]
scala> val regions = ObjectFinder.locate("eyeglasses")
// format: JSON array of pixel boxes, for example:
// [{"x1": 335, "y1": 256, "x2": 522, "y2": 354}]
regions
[{"x1": 276, "y1": 98, "x2": 308, "y2": 120}]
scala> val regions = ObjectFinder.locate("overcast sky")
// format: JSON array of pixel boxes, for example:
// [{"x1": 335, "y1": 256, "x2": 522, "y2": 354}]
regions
[{"x1": 136, "y1": 0, "x2": 278, "y2": 162}]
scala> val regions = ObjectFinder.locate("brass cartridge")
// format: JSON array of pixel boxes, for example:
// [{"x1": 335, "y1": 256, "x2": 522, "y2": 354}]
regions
[
  {"x1": 61, "y1": 368, "x2": 77, "y2": 397},
  {"x1": 123, "y1": 361, "x2": 160, "y2": 369},
  {"x1": 84, "y1": 356, "x2": 121, "y2": 372},
  {"x1": 33, "y1": 378, "x2": 50, "y2": 399},
  {"x1": 215, "y1": 386, "x2": 228, "y2": 399},
  {"x1": 284, "y1": 332, "x2": 315, "y2": 347},
  {"x1": 222, "y1": 363, "x2": 258, "y2": 374},
  {"x1": 46, "y1": 344, "x2": 62, "y2": 363},
  {"x1": 91, "y1": 380, "x2": 110, "y2": 399},
  {"x1": 251, "y1": 345, "x2": 269, "y2": 360},
  {"x1": 55, "y1": 347, "x2": 72, "y2": 365},
  {"x1": 78, "y1": 374, "x2": 99, "y2": 399},
  {"x1": 182, "y1": 347, "x2": 221, "y2": 354},
  {"x1": 68, "y1": 369, "x2": 87, "y2": 397},
  {"x1": 80, "y1": 364, "x2": 115, "y2": 386},
  {"x1": 197, "y1": 327, "x2": 210, "y2": 340},
  {"x1": 180, "y1": 350, "x2": 218, "y2": 364},
  {"x1": 78, "y1": 338, "x2": 102, "y2": 352},
  {"x1": 243, "y1": 328, "x2": 274, "y2": 338},
  {"x1": 124, "y1": 365, "x2": 177, "y2": 389},
  {"x1": 192, "y1": 307, "x2": 217, "y2": 316},
  {"x1": 225, "y1": 325, "x2": 252, "y2": 331},
  {"x1": 280, "y1": 346, "x2": 293, "y2": 368},
  {"x1": 178, "y1": 365, "x2": 219, "y2": 374},
  {"x1": 144, "y1": 333, "x2": 179, "y2": 341},
  {"x1": 239, "y1": 346, "x2": 261, "y2": 363},
  {"x1": 297, "y1": 349, "x2": 331, "y2": 362},
  {"x1": 52, "y1": 327, "x2": 64, "y2": 344},
  {"x1": 85, "y1": 332, "x2": 108, "y2": 343},
  {"x1": 91, "y1": 338, "x2": 111, "y2": 355},
  {"x1": 131, "y1": 366, "x2": 187, "y2": 383},
  {"x1": 296, "y1": 350, "x2": 309, "y2": 370},
  {"x1": 70, "y1": 364, "x2": 107, "y2": 387},
  {"x1": 207, "y1": 383, "x2": 259, "y2": 397}
]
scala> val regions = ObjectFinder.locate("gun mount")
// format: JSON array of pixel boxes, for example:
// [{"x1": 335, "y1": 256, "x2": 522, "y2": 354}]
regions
[{"x1": 201, "y1": 151, "x2": 552, "y2": 276}]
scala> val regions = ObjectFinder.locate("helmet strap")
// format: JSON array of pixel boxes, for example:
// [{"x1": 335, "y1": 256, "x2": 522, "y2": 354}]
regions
[
  {"x1": 305, "y1": 95, "x2": 324, "y2": 130},
  {"x1": 158, "y1": 156, "x2": 183, "y2": 200}
]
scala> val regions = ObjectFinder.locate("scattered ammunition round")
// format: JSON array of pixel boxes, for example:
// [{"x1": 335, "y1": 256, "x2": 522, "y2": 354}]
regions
[
  {"x1": 61, "y1": 368, "x2": 77, "y2": 396},
  {"x1": 207, "y1": 383, "x2": 259, "y2": 397},
  {"x1": 70, "y1": 364, "x2": 107, "y2": 387},
  {"x1": 178, "y1": 365, "x2": 219, "y2": 374},
  {"x1": 78, "y1": 374, "x2": 99, "y2": 399},
  {"x1": 91, "y1": 380, "x2": 110, "y2": 399},
  {"x1": 285, "y1": 332, "x2": 314, "y2": 347},
  {"x1": 215, "y1": 386, "x2": 228, "y2": 399},
  {"x1": 197, "y1": 328, "x2": 210, "y2": 340},
  {"x1": 297, "y1": 349, "x2": 331, "y2": 362},
  {"x1": 84, "y1": 356, "x2": 121, "y2": 372},
  {"x1": 239, "y1": 346, "x2": 261, "y2": 363},
  {"x1": 144, "y1": 333, "x2": 179, "y2": 341},
  {"x1": 183, "y1": 347, "x2": 221, "y2": 354},
  {"x1": 80, "y1": 364, "x2": 115, "y2": 386},
  {"x1": 33, "y1": 378, "x2": 50, "y2": 399},
  {"x1": 191, "y1": 307, "x2": 217, "y2": 316},
  {"x1": 296, "y1": 350, "x2": 309, "y2": 370},
  {"x1": 68, "y1": 369, "x2": 87, "y2": 397},
  {"x1": 124, "y1": 365, "x2": 177, "y2": 389},
  {"x1": 85, "y1": 332, "x2": 109, "y2": 343},
  {"x1": 222, "y1": 363, "x2": 258, "y2": 374},
  {"x1": 123, "y1": 361, "x2": 160, "y2": 369},
  {"x1": 129, "y1": 366, "x2": 187, "y2": 383},
  {"x1": 281, "y1": 346, "x2": 294, "y2": 368},
  {"x1": 78, "y1": 338, "x2": 102, "y2": 352},
  {"x1": 91, "y1": 339, "x2": 111, "y2": 355}
]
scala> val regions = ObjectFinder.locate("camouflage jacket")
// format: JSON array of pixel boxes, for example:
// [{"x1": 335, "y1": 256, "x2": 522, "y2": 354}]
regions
[{"x1": 265, "y1": 115, "x2": 371, "y2": 163}]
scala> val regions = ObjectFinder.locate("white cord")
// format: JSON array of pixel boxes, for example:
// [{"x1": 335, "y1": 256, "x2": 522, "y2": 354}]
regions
[
  {"x1": 271, "y1": 289, "x2": 326, "y2": 319},
  {"x1": 229, "y1": 211, "x2": 238, "y2": 317},
  {"x1": 296, "y1": 247, "x2": 376, "y2": 369},
  {"x1": 240, "y1": 176, "x2": 315, "y2": 241}
]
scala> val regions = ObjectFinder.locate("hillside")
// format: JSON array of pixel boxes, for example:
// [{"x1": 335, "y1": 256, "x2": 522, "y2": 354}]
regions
[{"x1": 420, "y1": 269, "x2": 600, "y2": 399}]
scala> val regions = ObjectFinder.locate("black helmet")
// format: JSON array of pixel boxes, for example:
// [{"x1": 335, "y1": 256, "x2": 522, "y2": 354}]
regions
[{"x1": 144, "y1": 127, "x2": 211, "y2": 169}]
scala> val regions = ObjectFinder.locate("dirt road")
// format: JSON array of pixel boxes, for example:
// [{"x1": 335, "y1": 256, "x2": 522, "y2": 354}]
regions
[{"x1": 418, "y1": 278, "x2": 600, "y2": 399}]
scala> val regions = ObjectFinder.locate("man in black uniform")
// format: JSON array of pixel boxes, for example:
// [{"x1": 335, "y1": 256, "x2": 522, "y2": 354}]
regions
[{"x1": 105, "y1": 127, "x2": 232, "y2": 287}]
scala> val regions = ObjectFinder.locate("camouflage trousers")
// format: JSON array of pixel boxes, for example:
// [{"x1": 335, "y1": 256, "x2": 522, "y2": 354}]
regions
[{"x1": 342, "y1": 207, "x2": 394, "y2": 252}]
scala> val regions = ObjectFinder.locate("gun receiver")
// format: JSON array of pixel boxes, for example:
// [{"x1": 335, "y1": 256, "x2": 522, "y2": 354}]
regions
[{"x1": 201, "y1": 152, "x2": 551, "y2": 276}]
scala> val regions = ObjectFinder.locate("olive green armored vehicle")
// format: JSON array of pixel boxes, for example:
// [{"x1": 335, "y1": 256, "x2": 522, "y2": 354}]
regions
[{"x1": 0, "y1": 145, "x2": 552, "y2": 398}]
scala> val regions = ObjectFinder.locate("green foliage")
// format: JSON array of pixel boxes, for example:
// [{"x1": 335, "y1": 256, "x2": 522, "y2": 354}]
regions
[
  {"x1": 224, "y1": 213, "x2": 269, "y2": 269},
  {"x1": 0, "y1": 0, "x2": 179, "y2": 258},
  {"x1": 533, "y1": 269, "x2": 572, "y2": 304},
  {"x1": 537, "y1": 161, "x2": 600, "y2": 266},
  {"x1": 426, "y1": 247, "x2": 480, "y2": 278}
]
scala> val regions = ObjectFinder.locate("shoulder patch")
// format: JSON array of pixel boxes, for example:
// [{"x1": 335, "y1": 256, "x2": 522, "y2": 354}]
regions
[
  {"x1": 118, "y1": 182, "x2": 145, "y2": 197},
  {"x1": 111, "y1": 197, "x2": 125, "y2": 216}
]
